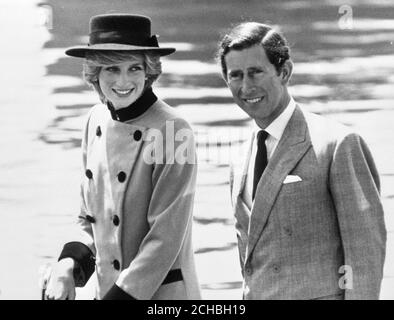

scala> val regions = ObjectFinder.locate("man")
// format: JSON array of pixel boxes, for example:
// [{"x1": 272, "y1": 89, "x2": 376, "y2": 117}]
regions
[{"x1": 218, "y1": 22, "x2": 386, "y2": 300}]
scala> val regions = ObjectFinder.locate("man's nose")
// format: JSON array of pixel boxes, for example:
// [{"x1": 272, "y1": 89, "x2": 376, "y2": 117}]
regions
[{"x1": 242, "y1": 75, "x2": 255, "y2": 94}]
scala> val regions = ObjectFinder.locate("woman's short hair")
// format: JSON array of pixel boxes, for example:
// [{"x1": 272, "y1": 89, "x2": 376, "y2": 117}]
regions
[
  {"x1": 83, "y1": 51, "x2": 162, "y2": 103},
  {"x1": 217, "y1": 22, "x2": 291, "y2": 79}
]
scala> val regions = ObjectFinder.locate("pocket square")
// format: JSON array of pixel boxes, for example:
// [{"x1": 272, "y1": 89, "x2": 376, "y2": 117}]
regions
[{"x1": 283, "y1": 175, "x2": 302, "y2": 184}]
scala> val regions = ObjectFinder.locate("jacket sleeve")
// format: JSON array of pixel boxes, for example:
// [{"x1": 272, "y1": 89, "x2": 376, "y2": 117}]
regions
[
  {"x1": 58, "y1": 110, "x2": 97, "y2": 287},
  {"x1": 329, "y1": 132, "x2": 386, "y2": 299},
  {"x1": 114, "y1": 118, "x2": 198, "y2": 299}
]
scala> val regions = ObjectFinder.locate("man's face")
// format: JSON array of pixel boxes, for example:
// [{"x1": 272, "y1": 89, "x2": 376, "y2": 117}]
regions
[{"x1": 225, "y1": 44, "x2": 290, "y2": 127}]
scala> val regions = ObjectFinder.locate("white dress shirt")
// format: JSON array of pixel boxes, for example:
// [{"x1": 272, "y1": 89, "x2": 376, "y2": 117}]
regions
[{"x1": 243, "y1": 97, "x2": 296, "y2": 209}]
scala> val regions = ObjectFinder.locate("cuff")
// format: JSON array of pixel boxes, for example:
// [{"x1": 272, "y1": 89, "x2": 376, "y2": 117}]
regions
[
  {"x1": 58, "y1": 241, "x2": 95, "y2": 286},
  {"x1": 102, "y1": 284, "x2": 137, "y2": 300}
]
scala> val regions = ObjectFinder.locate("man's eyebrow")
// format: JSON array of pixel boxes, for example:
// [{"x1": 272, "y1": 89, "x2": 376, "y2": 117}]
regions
[
  {"x1": 247, "y1": 66, "x2": 264, "y2": 72},
  {"x1": 228, "y1": 69, "x2": 242, "y2": 75}
]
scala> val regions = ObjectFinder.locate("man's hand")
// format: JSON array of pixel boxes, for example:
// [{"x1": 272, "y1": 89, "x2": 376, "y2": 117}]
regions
[{"x1": 44, "y1": 258, "x2": 76, "y2": 300}]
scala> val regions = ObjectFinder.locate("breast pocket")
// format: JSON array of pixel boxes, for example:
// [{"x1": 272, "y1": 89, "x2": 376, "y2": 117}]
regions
[
  {"x1": 279, "y1": 173, "x2": 328, "y2": 208},
  {"x1": 279, "y1": 179, "x2": 315, "y2": 203},
  {"x1": 276, "y1": 175, "x2": 334, "y2": 240}
]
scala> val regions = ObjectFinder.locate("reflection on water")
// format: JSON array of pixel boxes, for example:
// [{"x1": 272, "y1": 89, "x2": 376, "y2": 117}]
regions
[
  {"x1": 313, "y1": 18, "x2": 394, "y2": 31},
  {"x1": 41, "y1": 0, "x2": 394, "y2": 149},
  {"x1": 321, "y1": 32, "x2": 394, "y2": 44}
]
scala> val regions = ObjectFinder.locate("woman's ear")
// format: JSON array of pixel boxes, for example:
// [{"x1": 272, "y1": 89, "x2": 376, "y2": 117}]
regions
[{"x1": 280, "y1": 60, "x2": 293, "y2": 84}]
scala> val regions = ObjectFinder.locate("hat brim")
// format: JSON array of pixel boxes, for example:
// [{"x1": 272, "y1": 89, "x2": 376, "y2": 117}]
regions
[{"x1": 65, "y1": 43, "x2": 176, "y2": 58}]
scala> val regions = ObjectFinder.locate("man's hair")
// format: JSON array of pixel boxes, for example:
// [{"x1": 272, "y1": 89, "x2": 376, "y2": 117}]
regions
[
  {"x1": 217, "y1": 22, "x2": 291, "y2": 79},
  {"x1": 83, "y1": 51, "x2": 162, "y2": 103}
]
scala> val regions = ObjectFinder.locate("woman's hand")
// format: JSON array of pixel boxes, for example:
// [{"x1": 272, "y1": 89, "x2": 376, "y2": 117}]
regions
[{"x1": 44, "y1": 258, "x2": 76, "y2": 300}]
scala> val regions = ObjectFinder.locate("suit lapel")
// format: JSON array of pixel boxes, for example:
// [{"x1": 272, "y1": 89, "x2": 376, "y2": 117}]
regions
[{"x1": 247, "y1": 106, "x2": 312, "y2": 259}]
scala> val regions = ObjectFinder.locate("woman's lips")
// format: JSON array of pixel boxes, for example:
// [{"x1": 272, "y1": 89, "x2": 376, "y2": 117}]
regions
[{"x1": 112, "y1": 88, "x2": 134, "y2": 97}]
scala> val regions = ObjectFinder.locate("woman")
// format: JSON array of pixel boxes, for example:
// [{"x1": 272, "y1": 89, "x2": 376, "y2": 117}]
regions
[{"x1": 44, "y1": 14, "x2": 201, "y2": 300}]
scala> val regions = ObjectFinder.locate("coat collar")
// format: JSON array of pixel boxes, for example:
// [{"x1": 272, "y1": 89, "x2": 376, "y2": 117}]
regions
[
  {"x1": 106, "y1": 87, "x2": 157, "y2": 122},
  {"x1": 245, "y1": 105, "x2": 312, "y2": 260}
]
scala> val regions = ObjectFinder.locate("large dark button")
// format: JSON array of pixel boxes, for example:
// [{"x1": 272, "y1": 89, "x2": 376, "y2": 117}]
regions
[
  {"x1": 112, "y1": 215, "x2": 120, "y2": 226},
  {"x1": 112, "y1": 259, "x2": 120, "y2": 271},
  {"x1": 117, "y1": 171, "x2": 126, "y2": 183},
  {"x1": 86, "y1": 215, "x2": 95, "y2": 223},
  {"x1": 85, "y1": 169, "x2": 93, "y2": 179},
  {"x1": 96, "y1": 126, "x2": 102, "y2": 137},
  {"x1": 133, "y1": 130, "x2": 142, "y2": 141}
]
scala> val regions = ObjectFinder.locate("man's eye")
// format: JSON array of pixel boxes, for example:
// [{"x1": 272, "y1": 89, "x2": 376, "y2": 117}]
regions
[
  {"x1": 229, "y1": 73, "x2": 242, "y2": 80},
  {"x1": 249, "y1": 69, "x2": 263, "y2": 77}
]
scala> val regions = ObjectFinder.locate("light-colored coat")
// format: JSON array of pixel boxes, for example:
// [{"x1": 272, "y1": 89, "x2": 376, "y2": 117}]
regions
[
  {"x1": 74, "y1": 99, "x2": 201, "y2": 300},
  {"x1": 230, "y1": 105, "x2": 386, "y2": 300}
]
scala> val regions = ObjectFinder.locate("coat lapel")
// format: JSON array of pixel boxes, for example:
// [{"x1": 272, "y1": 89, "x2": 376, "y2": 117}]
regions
[{"x1": 246, "y1": 106, "x2": 311, "y2": 259}]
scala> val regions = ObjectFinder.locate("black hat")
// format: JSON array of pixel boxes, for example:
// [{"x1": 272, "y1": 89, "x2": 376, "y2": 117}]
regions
[{"x1": 65, "y1": 14, "x2": 175, "y2": 58}]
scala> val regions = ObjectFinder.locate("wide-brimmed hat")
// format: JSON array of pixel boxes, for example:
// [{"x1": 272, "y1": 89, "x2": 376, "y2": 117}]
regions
[{"x1": 65, "y1": 14, "x2": 176, "y2": 58}]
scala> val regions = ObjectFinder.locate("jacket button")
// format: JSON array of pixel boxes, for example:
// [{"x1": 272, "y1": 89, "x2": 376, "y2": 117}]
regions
[
  {"x1": 112, "y1": 215, "x2": 120, "y2": 226},
  {"x1": 96, "y1": 126, "x2": 102, "y2": 137},
  {"x1": 86, "y1": 215, "x2": 95, "y2": 223},
  {"x1": 245, "y1": 265, "x2": 253, "y2": 276},
  {"x1": 133, "y1": 130, "x2": 142, "y2": 141},
  {"x1": 85, "y1": 169, "x2": 93, "y2": 179},
  {"x1": 273, "y1": 264, "x2": 281, "y2": 273},
  {"x1": 117, "y1": 171, "x2": 126, "y2": 183},
  {"x1": 112, "y1": 259, "x2": 120, "y2": 271}
]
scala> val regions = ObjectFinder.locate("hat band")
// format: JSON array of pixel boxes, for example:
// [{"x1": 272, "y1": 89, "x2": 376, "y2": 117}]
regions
[{"x1": 89, "y1": 31, "x2": 159, "y2": 47}]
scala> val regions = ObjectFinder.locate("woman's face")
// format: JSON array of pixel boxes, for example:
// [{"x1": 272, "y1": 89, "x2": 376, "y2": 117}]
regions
[{"x1": 98, "y1": 54, "x2": 146, "y2": 109}]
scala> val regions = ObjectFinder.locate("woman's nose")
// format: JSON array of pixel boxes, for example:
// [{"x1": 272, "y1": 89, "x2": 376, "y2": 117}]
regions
[{"x1": 116, "y1": 71, "x2": 131, "y2": 87}]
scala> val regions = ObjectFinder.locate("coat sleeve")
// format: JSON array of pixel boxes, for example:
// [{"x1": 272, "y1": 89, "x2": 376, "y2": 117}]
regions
[
  {"x1": 329, "y1": 132, "x2": 386, "y2": 299},
  {"x1": 58, "y1": 109, "x2": 97, "y2": 287},
  {"x1": 114, "y1": 118, "x2": 198, "y2": 299}
]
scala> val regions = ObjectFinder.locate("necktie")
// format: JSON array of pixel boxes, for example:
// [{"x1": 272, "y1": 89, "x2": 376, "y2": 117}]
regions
[{"x1": 252, "y1": 130, "x2": 269, "y2": 200}]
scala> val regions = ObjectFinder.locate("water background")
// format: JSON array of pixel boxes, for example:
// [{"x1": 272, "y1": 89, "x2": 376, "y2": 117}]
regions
[{"x1": 1, "y1": 0, "x2": 393, "y2": 299}]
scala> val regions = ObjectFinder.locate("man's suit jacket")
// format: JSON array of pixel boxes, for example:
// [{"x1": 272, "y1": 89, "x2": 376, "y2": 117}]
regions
[{"x1": 230, "y1": 105, "x2": 386, "y2": 300}]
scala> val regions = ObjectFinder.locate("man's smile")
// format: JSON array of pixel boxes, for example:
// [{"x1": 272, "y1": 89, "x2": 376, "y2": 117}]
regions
[{"x1": 243, "y1": 96, "x2": 264, "y2": 104}]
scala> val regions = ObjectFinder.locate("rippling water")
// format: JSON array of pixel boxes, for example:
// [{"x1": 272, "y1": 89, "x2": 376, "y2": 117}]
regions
[{"x1": 42, "y1": 0, "x2": 394, "y2": 148}]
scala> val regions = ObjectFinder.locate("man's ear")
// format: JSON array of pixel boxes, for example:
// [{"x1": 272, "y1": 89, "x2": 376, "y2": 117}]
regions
[{"x1": 280, "y1": 60, "x2": 293, "y2": 84}]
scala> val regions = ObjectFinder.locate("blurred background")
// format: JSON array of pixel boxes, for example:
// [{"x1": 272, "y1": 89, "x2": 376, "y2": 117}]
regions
[{"x1": 0, "y1": 0, "x2": 393, "y2": 299}]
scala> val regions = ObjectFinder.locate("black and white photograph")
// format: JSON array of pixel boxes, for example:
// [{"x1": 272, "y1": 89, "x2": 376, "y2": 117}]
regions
[{"x1": 0, "y1": 0, "x2": 393, "y2": 303}]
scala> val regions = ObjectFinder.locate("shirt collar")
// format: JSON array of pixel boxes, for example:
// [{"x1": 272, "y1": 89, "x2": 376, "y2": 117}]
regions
[{"x1": 264, "y1": 97, "x2": 296, "y2": 141}]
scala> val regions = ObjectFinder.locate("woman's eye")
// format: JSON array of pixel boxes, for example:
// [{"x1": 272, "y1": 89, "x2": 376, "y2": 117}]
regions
[
  {"x1": 105, "y1": 67, "x2": 118, "y2": 73},
  {"x1": 130, "y1": 65, "x2": 143, "y2": 72}
]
